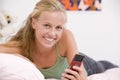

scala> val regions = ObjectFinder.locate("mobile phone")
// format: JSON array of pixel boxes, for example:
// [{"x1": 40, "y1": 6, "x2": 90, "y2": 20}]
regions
[{"x1": 69, "y1": 54, "x2": 84, "y2": 71}]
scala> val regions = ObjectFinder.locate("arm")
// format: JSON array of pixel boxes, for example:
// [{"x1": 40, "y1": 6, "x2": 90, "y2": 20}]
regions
[
  {"x1": 62, "y1": 29, "x2": 78, "y2": 63},
  {"x1": 61, "y1": 29, "x2": 87, "y2": 80}
]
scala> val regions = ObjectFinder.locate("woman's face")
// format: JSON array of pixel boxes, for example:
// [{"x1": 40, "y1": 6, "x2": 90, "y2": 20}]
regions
[{"x1": 32, "y1": 11, "x2": 66, "y2": 48}]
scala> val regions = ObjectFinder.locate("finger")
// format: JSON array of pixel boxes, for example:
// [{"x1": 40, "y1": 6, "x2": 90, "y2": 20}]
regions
[
  {"x1": 65, "y1": 68, "x2": 78, "y2": 75},
  {"x1": 61, "y1": 73, "x2": 75, "y2": 80},
  {"x1": 72, "y1": 65, "x2": 87, "y2": 80},
  {"x1": 72, "y1": 66, "x2": 82, "y2": 74},
  {"x1": 61, "y1": 77, "x2": 69, "y2": 80}
]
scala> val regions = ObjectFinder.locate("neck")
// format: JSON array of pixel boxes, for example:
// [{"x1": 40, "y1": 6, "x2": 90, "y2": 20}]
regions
[
  {"x1": 34, "y1": 44, "x2": 56, "y2": 56},
  {"x1": 31, "y1": 44, "x2": 56, "y2": 65}
]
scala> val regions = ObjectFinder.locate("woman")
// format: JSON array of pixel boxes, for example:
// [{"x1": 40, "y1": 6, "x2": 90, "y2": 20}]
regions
[{"x1": 0, "y1": 0, "x2": 87, "y2": 80}]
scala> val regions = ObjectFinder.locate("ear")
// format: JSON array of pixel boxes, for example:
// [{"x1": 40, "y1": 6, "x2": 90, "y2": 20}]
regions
[{"x1": 32, "y1": 18, "x2": 37, "y2": 29}]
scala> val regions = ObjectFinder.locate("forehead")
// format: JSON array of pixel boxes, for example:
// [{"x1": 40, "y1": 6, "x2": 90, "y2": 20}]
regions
[{"x1": 38, "y1": 11, "x2": 66, "y2": 23}]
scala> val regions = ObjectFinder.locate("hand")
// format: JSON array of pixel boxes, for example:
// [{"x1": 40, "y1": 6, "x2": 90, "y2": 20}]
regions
[{"x1": 61, "y1": 64, "x2": 87, "y2": 80}]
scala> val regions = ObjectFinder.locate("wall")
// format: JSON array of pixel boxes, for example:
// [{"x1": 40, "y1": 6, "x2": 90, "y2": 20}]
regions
[
  {"x1": 66, "y1": 0, "x2": 120, "y2": 66},
  {"x1": 0, "y1": 0, "x2": 120, "y2": 66}
]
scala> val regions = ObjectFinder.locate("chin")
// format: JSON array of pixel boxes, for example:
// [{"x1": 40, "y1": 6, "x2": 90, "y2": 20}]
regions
[{"x1": 43, "y1": 43, "x2": 55, "y2": 48}]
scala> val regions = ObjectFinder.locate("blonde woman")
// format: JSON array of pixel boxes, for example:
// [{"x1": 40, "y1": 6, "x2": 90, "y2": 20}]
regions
[{"x1": 0, "y1": 0, "x2": 87, "y2": 80}]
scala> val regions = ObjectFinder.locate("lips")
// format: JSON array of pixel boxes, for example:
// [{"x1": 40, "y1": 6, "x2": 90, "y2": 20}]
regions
[
  {"x1": 43, "y1": 37, "x2": 56, "y2": 46},
  {"x1": 44, "y1": 37, "x2": 54, "y2": 42}
]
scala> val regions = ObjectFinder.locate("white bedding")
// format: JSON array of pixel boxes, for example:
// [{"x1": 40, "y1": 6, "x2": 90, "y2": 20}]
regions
[
  {"x1": 0, "y1": 53, "x2": 44, "y2": 80},
  {"x1": 46, "y1": 68, "x2": 120, "y2": 80},
  {"x1": 0, "y1": 53, "x2": 119, "y2": 80},
  {"x1": 87, "y1": 67, "x2": 120, "y2": 80}
]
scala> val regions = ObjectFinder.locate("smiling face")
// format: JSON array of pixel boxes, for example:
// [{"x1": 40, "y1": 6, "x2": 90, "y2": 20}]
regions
[{"x1": 32, "y1": 11, "x2": 66, "y2": 48}]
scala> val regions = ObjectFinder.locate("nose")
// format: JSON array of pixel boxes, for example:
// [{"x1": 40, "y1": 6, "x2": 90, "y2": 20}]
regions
[{"x1": 48, "y1": 28, "x2": 56, "y2": 36}]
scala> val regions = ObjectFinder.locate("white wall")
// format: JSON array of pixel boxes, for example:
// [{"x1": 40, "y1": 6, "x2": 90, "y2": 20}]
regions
[
  {"x1": 0, "y1": 0, "x2": 120, "y2": 66},
  {"x1": 0, "y1": 0, "x2": 39, "y2": 22},
  {"x1": 66, "y1": 0, "x2": 120, "y2": 66}
]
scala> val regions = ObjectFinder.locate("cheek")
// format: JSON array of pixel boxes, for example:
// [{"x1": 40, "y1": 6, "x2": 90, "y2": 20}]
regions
[
  {"x1": 35, "y1": 29, "x2": 43, "y2": 37},
  {"x1": 35, "y1": 28, "x2": 48, "y2": 37},
  {"x1": 57, "y1": 31, "x2": 63, "y2": 39}
]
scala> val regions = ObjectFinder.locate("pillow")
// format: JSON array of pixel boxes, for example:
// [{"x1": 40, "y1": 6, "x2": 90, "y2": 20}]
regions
[
  {"x1": 87, "y1": 68, "x2": 120, "y2": 80},
  {"x1": 0, "y1": 53, "x2": 45, "y2": 80}
]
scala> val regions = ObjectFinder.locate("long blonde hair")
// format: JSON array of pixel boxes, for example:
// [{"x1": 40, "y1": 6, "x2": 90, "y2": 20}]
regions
[{"x1": 1, "y1": 0, "x2": 66, "y2": 61}]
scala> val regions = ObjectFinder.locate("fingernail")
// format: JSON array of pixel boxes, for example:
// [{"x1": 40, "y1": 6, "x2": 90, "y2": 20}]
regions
[{"x1": 73, "y1": 66, "x2": 76, "y2": 68}]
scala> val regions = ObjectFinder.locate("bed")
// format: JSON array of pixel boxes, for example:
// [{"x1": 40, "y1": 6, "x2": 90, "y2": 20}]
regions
[{"x1": 0, "y1": 53, "x2": 119, "y2": 80}]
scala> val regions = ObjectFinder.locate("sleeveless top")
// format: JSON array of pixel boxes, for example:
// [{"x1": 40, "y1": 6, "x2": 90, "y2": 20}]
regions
[{"x1": 39, "y1": 45, "x2": 69, "y2": 79}]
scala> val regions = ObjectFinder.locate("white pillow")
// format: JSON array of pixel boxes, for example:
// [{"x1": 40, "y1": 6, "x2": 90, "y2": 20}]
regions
[
  {"x1": 87, "y1": 68, "x2": 120, "y2": 80},
  {"x1": 0, "y1": 53, "x2": 45, "y2": 80}
]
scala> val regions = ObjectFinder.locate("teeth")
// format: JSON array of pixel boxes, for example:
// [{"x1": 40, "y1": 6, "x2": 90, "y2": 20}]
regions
[{"x1": 45, "y1": 37, "x2": 54, "y2": 42}]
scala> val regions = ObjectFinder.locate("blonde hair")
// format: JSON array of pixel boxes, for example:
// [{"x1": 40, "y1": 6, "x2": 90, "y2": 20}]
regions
[{"x1": 1, "y1": 0, "x2": 66, "y2": 61}]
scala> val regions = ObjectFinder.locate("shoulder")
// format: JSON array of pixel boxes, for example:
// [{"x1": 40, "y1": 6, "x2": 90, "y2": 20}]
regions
[
  {"x1": 62, "y1": 29, "x2": 74, "y2": 38},
  {"x1": 58, "y1": 29, "x2": 77, "y2": 57},
  {"x1": 59, "y1": 29, "x2": 74, "y2": 45},
  {"x1": 59, "y1": 28, "x2": 78, "y2": 63},
  {"x1": 60, "y1": 29, "x2": 76, "y2": 47},
  {"x1": 60, "y1": 29, "x2": 74, "y2": 43}
]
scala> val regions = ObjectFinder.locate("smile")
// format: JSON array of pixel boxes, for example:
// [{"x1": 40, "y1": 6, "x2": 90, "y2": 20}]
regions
[{"x1": 44, "y1": 37, "x2": 55, "y2": 42}]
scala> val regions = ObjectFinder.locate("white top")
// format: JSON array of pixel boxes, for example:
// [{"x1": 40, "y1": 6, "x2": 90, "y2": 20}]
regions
[{"x1": 0, "y1": 53, "x2": 45, "y2": 80}]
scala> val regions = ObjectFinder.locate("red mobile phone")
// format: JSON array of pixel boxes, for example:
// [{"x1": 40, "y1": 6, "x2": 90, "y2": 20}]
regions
[{"x1": 69, "y1": 54, "x2": 84, "y2": 71}]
